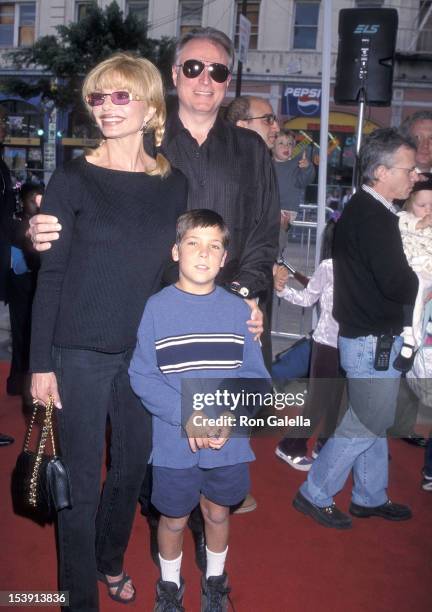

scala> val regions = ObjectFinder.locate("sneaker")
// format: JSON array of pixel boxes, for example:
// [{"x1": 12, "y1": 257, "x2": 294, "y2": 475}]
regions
[
  {"x1": 275, "y1": 445, "x2": 313, "y2": 471},
  {"x1": 201, "y1": 573, "x2": 231, "y2": 612},
  {"x1": 421, "y1": 471, "x2": 432, "y2": 492},
  {"x1": 154, "y1": 578, "x2": 185, "y2": 612},
  {"x1": 311, "y1": 438, "x2": 326, "y2": 459}
]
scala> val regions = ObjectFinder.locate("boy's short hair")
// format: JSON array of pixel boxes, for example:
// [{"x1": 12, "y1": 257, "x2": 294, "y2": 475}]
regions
[
  {"x1": 176, "y1": 209, "x2": 230, "y2": 248},
  {"x1": 278, "y1": 128, "x2": 297, "y2": 142}
]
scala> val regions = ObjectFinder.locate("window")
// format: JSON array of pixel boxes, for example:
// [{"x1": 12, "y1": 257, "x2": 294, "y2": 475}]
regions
[
  {"x1": 293, "y1": 1, "x2": 320, "y2": 50},
  {"x1": 0, "y1": 4, "x2": 14, "y2": 46},
  {"x1": 0, "y1": 2, "x2": 34, "y2": 47},
  {"x1": 234, "y1": 0, "x2": 260, "y2": 51},
  {"x1": 0, "y1": 99, "x2": 44, "y2": 183},
  {"x1": 127, "y1": 0, "x2": 149, "y2": 25},
  {"x1": 1, "y1": 99, "x2": 42, "y2": 137},
  {"x1": 75, "y1": 1, "x2": 92, "y2": 22},
  {"x1": 179, "y1": 0, "x2": 202, "y2": 37},
  {"x1": 418, "y1": 0, "x2": 432, "y2": 52},
  {"x1": 18, "y1": 2, "x2": 35, "y2": 45}
]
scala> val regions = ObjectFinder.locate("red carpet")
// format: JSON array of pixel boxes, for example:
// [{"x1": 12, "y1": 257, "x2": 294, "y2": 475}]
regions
[{"x1": 0, "y1": 360, "x2": 431, "y2": 612}]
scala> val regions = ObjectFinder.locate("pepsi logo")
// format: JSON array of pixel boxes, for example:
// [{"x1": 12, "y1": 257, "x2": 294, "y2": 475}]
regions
[{"x1": 297, "y1": 95, "x2": 320, "y2": 116}]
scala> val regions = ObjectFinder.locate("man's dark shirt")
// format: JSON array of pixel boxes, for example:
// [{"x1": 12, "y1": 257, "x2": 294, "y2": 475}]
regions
[
  {"x1": 333, "y1": 188, "x2": 418, "y2": 337},
  {"x1": 161, "y1": 113, "x2": 280, "y2": 297}
]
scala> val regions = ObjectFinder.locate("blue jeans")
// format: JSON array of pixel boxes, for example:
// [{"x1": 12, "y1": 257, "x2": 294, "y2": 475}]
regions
[
  {"x1": 53, "y1": 347, "x2": 152, "y2": 611},
  {"x1": 300, "y1": 334, "x2": 403, "y2": 508}
]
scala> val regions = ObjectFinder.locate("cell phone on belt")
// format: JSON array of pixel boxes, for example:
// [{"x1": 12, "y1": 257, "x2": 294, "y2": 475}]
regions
[{"x1": 374, "y1": 334, "x2": 394, "y2": 371}]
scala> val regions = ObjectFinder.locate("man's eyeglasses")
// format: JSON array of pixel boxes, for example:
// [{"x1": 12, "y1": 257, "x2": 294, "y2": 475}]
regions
[
  {"x1": 86, "y1": 91, "x2": 144, "y2": 107},
  {"x1": 176, "y1": 59, "x2": 231, "y2": 83},
  {"x1": 390, "y1": 166, "x2": 420, "y2": 176},
  {"x1": 247, "y1": 113, "x2": 278, "y2": 126}
]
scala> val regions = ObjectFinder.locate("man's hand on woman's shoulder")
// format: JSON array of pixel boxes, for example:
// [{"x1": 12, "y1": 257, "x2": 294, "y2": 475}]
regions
[{"x1": 28, "y1": 212, "x2": 62, "y2": 252}]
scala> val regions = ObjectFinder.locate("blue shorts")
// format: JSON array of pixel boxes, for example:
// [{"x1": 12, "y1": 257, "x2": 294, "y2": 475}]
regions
[{"x1": 152, "y1": 463, "x2": 250, "y2": 518}]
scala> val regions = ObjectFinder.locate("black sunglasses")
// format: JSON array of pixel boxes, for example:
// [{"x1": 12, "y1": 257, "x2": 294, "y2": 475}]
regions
[
  {"x1": 247, "y1": 113, "x2": 278, "y2": 126},
  {"x1": 177, "y1": 59, "x2": 231, "y2": 83}
]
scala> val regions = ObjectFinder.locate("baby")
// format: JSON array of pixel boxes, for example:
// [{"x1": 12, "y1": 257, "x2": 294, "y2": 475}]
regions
[{"x1": 394, "y1": 177, "x2": 432, "y2": 371}]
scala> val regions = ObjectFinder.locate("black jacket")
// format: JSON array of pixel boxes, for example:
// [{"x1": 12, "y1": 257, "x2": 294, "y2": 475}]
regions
[{"x1": 333, "y1": 188, "x2": 418, "y2": 337}]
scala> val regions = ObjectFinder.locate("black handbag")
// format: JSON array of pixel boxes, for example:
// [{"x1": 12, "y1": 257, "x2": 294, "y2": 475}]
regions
[{"x1": 11, "y1": 396, "x2": 72, "y2": 524}]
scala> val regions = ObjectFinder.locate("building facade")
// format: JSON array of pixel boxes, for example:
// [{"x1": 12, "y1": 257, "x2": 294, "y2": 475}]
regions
[{"x1": 0, "y1": 0, "x2": 431, "y2": 185}]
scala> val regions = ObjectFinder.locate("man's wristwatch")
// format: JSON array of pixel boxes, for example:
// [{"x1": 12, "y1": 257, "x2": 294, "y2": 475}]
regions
[{"x1": 230, "y1": 281, "x2": 250, "y2": 298}]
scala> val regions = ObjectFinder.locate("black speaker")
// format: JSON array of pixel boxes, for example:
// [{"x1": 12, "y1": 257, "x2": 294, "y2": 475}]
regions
[{"x1": 334, "y1": 8, "x2": 398, "y2": 106}]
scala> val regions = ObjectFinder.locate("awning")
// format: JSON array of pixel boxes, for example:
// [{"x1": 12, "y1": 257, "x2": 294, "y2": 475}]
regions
[{"x1": 283, "y1": 111, "x2": 381, "y2": 133}]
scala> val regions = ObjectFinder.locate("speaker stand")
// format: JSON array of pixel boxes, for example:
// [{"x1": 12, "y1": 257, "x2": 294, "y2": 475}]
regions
[{"x1": 352, "y1": 87, "x2": 367, "y2": 193}]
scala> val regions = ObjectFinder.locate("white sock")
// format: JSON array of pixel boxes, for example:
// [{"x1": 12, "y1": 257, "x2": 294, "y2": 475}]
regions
[
  {"x1": 206, "y1": 546, "x2": 228, "y2": 579},
  {"x1": 159, "y1": 552, "x2": 182, "y2": 588}
]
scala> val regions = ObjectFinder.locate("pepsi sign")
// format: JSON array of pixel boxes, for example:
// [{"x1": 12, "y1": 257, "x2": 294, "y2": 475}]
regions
[{"x1": 282, "y1": 85, "x2": 321, "y2": 117}]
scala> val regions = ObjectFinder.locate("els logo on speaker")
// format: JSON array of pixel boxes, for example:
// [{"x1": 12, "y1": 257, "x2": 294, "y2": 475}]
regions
[{"x1": 353, "y1": 24, "x2": 380, "y2": 35}]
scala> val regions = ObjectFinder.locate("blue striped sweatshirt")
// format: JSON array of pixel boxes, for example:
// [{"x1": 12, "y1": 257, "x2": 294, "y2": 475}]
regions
[{"x1": 129, "y1": 284, "x2": 270, "y2": 468}]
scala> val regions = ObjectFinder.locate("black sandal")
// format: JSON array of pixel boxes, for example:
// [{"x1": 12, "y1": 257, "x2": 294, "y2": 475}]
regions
[{"x1": 97, "y1": 570, "x2": 136, "y2": 604}]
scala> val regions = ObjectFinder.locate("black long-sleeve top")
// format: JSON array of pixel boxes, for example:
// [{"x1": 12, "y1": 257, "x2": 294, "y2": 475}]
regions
[
  {"x1": 162, "y1": 113, "x2": 280, "y2": 297},
  {"x1": 333, "y1": 188, "x2": 418, "y2": 337},
  {"x1": 30, "y1": 156, "x2": 187, "y2": 372}
]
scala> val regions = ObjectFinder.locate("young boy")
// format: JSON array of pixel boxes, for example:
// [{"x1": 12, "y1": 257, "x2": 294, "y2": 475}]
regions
[{"x1": 129, "y1": 209, "x2": 269, "y2": 611}]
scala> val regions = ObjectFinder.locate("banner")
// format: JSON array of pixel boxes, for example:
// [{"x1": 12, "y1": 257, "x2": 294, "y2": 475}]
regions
[{"x1": 282, "y1": 84, "x2": 322, "y2": 117}]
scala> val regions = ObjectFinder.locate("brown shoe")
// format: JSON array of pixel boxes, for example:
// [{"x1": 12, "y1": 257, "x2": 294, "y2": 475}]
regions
[{"x1": 233, "y1": 493, "x2": 257, "y2": 514}]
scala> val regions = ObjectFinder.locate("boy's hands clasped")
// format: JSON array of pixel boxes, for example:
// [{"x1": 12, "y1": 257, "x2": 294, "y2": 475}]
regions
[{"x1": 184, "y1": 412, "x2": 231, "y2": 453}]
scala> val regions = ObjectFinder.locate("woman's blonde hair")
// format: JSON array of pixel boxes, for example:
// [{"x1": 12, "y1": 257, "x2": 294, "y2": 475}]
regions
[{"x1": 82, "y1": 53, "x2": 170, "y2": 177}]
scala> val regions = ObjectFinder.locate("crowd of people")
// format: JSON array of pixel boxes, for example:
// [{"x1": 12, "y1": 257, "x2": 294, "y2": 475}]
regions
[{"x1": 1, "y1": 25, "x2": 431, "y2": 612}]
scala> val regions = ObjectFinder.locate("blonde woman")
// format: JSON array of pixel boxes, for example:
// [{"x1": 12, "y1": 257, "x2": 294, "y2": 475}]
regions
[{"x1": 29, "y1": 54, "x2": 187, "y2": 610}]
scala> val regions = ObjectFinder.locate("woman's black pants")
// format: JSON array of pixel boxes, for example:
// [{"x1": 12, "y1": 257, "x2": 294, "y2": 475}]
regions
[{"x1": 53, "y1": 347, "x2": 152, "y2": 611}]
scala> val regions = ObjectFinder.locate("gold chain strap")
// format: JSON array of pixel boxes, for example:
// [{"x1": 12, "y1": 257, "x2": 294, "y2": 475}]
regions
[{"x1": 28, "y1": 396, "x2": 56, "y2": 507}]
